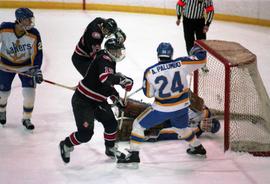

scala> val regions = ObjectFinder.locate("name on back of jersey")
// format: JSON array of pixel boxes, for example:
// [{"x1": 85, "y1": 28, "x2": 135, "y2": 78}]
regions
[{"x1": 151, "y1": 61, "x2": 181, "y2": 74}]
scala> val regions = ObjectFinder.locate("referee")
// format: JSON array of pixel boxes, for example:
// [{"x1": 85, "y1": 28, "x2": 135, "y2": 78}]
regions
[{"x1": 176, "y1": 0, "x2": 214, "y2": 54}]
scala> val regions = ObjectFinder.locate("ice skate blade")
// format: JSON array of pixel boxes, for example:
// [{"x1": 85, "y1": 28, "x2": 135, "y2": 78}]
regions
[
  {"x1": 116, "y1": 163, "x2": 139, "y2": 169},
  {"x1": 187, "y1": 154, "x2": 207, "y2": 158},
  {"x1": 23, "y1": 126, "x2": 35, "y2": 132},
  {"x1": 25, "y1": 129, "x2": 34, "y2": 133}
]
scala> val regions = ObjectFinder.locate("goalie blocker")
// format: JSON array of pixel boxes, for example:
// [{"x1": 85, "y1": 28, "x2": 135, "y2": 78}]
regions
[{"x1": 116, "y1": 90, "x2": 220, "y2": 141}]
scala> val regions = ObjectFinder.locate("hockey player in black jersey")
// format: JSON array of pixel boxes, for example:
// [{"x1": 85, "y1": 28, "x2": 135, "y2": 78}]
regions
[
  {"x1": 72, "y1": 17, "x2": 126, "y2": 76},
  {"x1": 59, "y1": 38, "x2": 133, "y2": 164}
]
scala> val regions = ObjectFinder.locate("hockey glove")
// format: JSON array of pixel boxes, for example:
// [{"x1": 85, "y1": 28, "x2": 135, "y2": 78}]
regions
[
  {"x1": 24, "y1": 66, "x2": 43, "y2": 84},
  {"x1": 189, "y1": 45, "x2": 204, "y2": 56},
  {"x1": 110, "y1": 95, "x2": 125, "y2": 112},
  {"x1": 116, "y1": 73, "x2": 133, "y2": 92}
]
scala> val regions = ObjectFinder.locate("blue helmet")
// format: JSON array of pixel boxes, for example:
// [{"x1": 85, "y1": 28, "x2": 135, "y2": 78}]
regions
[
  {"x1": 157, "y1": 42, "x2": 174, "y2": 59},
  {"x1": 15, "y1": 8, "x2": 34, "y2": 21}
]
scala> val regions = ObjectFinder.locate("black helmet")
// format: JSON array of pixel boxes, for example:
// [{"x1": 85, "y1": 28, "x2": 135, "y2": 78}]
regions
[
  {"x1": 104, "y1": 38, "x2": 125, "y2": 62},
  {"x1": 103, "y1": 18, "x2": 117, "y2": 35}
]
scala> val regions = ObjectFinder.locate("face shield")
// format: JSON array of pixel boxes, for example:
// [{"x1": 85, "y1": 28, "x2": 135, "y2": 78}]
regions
[{"x1": 107, "y1": 47, "x2": 126, "y2": 62}]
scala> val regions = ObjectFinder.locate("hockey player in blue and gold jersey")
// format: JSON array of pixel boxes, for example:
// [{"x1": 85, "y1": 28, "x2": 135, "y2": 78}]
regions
[
  {"x1": 0, "y1": 8, "x2": 43, "y2": 130},
  {"x1": 117, "y1": 43, "x2": 207, "y2": 168}
]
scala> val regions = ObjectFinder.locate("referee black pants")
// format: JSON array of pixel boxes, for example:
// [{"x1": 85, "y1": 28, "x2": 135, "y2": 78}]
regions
[{"x1": 183, "y1": 17, "x2": 206, "y2": 55}]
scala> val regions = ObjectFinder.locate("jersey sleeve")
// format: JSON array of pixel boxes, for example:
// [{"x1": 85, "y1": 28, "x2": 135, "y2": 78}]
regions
[
  {"x1": 205, "y1": 0, "x2": 215, "y2": 26},
  {"x1": 96, "y1": 54, "x2": 123, "y2": 88},
  {"x1": 83, "y1": 19, "x2": 104, "y2": 57},
  {"x1": 176, "y1": 51, "x2": 207, "y2": 74},
  {"x1": 142, "y1": 69, "x2": 155, "y2": 98},
  {"x1": 176, "y1": 0, "x2": 186, "y2": 20},
  {"x1": 33, "y1": 29, "x2": 43, "y2": 68}
]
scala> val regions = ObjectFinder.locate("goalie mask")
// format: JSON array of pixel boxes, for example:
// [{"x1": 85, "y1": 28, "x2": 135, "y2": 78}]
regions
[
  {"x1": 200, "y1": 118, "x2": 221, "y2": 133},
  {"x1": 15, "y1": 8, "x2": 35, "y2": 30},
  {"x1": 157, "y1": 42, "x2": 174, "y2": 61},
  {"x1": 105, "y1": 38, "x2": 126, "y2": 62}
]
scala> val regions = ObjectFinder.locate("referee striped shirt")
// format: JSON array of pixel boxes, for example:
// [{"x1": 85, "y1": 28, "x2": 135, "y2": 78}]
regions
[{"x1": 176, "y1": 0, "x2": 214, "y2": 26}]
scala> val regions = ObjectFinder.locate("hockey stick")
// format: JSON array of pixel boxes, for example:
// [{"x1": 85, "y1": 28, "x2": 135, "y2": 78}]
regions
[
  {"x1": 0, "y1": 65, "x2": 76, "y2": 91},
  {"x1": 118, "y1": 87, "x2": 142, "y2": 129},
  {"x1": 119, "y1": 90, "x2": 128, "y2": 130},
  {"x1": 127, "y1": 87, "x2": 142, "y2": 98}
]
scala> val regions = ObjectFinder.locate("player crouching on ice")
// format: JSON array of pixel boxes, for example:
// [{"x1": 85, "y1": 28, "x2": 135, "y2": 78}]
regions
[
  {"x1": 116, "y1": 94, "x2": 221, "y2": 142},
  {"x1": 117, "y1": 43, "x2": 210, "y2": 168}
]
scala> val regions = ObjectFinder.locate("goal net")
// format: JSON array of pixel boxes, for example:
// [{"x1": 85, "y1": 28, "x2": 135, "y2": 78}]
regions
[{"x1": 194, "y1": 40, "x2": 270, "y2": 156}]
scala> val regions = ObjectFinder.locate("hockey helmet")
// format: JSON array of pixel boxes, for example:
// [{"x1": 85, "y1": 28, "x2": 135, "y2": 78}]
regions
[
  {"x1": 103, "y1": 18, "x2": 118, "y2": 36},
  {"x1": 15, "y1": 8, "x2": 34, "y2": 20},
  {"x1": 200, "y1": 117, "x2": 220, "y2": 134},
  {"x1": 157, "y1": 42, "x2": 174, "y2": 60},
  {"x1": 210, "y1": 118, "x2": 221, "y2": 134},
  {"x1": 105, "y1": 38, "x2": 125, "y2": 62},
  {"x1": 15, "y1": 8, "x2": 35, "y2": 30}
]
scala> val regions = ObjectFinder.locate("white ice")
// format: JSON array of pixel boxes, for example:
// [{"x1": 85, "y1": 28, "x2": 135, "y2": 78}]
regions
[{"x1": 0, "y1": 9, "x2": 270, "y2": 184}]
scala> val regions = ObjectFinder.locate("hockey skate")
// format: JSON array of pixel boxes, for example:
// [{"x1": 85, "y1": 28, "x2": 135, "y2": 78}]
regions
[
  {"x1": 0, "y1": 111, "x2": 6, "y2": 126},
  {"x1": 186, "y1": 144, "x2": 206, "y2": 157},
  {"x1": 117, "y1": 150, "x2": 140, "y2": 169},
  {"x1": 105, "y1": 145, "x2": 126, "y2": 160},
  {"x1": 59, "y1": 141, "x2": 74, "y2": 163},
  {"x1": 22, "y1": 119, "x2": 35, "y2": 130}
]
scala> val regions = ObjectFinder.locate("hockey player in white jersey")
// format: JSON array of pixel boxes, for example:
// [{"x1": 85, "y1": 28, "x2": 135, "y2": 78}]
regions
[
  {"x1": 0, "y1": 8, "x2": 43, "y2": 130},
  {"x1": 117, "y1": 42, "x2": 207, "y2": 168}
]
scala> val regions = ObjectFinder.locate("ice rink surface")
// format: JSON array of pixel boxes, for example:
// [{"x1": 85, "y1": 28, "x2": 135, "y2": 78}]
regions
[{"x1": 1, "y1": 9, "x2": 270, "y2": 184}]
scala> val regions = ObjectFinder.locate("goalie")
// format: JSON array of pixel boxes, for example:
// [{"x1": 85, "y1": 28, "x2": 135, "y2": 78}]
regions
[{"x1": 117, "y1": 91, "x2": 220, "y2": 142}]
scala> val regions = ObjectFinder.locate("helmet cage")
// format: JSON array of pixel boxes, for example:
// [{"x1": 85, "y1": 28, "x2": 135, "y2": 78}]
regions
[{"x1": 105, "y1": 38, "x2": 125, "y2": 62}]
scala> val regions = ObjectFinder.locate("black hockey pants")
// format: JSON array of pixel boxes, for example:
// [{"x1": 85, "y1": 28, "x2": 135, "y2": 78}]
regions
[
  {"x1": 182, "y1": 17, "x2": 206, "y2": 54},
  {"x1": 64, "y1": 92, "x2": 118, "y2": 148}
]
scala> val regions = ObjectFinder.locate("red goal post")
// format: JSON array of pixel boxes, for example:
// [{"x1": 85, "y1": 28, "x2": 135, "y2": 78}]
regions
[{"x1": 194, "y1": 40, "x2": 270, "y2": 156}]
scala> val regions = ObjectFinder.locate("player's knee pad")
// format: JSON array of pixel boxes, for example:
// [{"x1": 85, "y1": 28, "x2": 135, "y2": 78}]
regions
[
  {"x1": 102, "y1": 119, "x2": 118, "y2": 133},
  {"x1": 22, "y1": 88, "x2": 36, "y2": 108},
  {"x1": 0, "y1": 91, "x2": 11, "y2": 107},
  {"x1": 78, "y1": 129, "x2": 94, "y2": 143},
  {"x1": 131, "y1": 119, "x2": 146, "y2": 137},
  {"x1": 130, "y1": 120, "x2": 147, "y2": 151}
]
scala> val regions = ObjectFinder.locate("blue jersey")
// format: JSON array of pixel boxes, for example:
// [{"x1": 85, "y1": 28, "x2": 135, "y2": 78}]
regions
[
  {"x1": 0, "y1": 22, "x2": 43, "y2": 72},
  {"x1": 142, "y1": 51, "x2": 206, "y2": 112}
]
